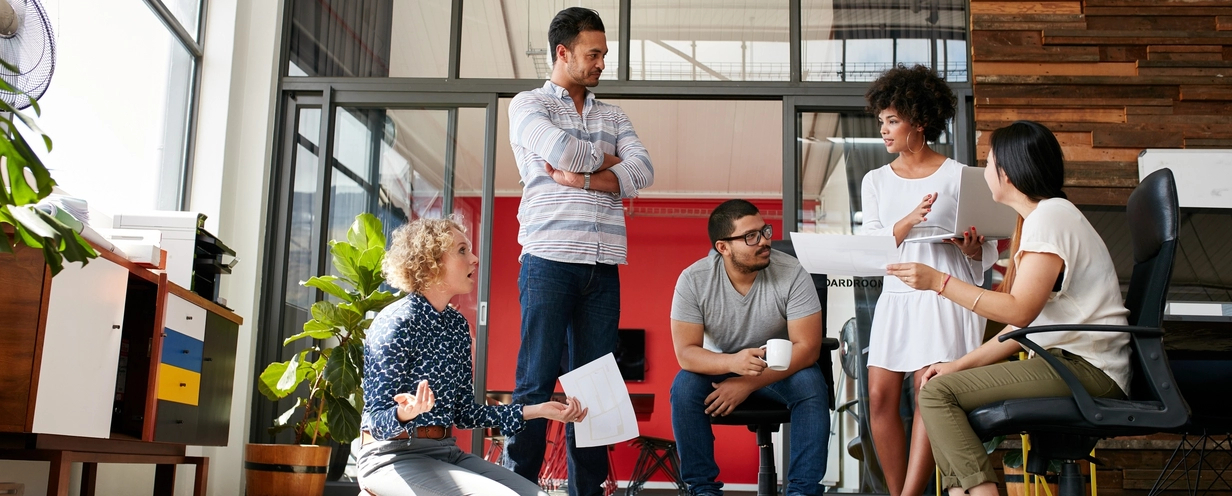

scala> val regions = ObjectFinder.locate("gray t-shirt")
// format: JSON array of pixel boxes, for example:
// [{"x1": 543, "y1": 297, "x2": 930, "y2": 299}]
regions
[{"x1": 671, "y1": 249, "x2": 822, "y2": 354}]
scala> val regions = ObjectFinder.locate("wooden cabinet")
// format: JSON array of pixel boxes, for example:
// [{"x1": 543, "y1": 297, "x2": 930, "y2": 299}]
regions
[{"x1": 0, "y1": 243, "x2": 242, "y2": 447}]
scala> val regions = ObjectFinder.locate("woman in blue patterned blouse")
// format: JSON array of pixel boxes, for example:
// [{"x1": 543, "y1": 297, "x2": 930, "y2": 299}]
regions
[{"x1": 357, "y1": 217, "x2": 588, "y2": 496}]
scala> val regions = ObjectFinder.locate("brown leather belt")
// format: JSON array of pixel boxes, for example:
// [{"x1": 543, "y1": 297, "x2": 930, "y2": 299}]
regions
[{"x1": 361, "y1": 426, "x2": 451, "y2": 445}]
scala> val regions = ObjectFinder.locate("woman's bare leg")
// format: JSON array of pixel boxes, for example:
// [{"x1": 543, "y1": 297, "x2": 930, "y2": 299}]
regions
[
  {"x1": 902, "y1": 369, "x2": 938, "y2": 496},
  {"x1": 869, "y1": 366, "x2": 908, "y2": 496}
]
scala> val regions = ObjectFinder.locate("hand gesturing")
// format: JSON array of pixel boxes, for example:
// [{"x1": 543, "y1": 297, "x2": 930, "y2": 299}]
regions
[{"x1": 393, "y1": 380, "x2": 436, "y2": 422}]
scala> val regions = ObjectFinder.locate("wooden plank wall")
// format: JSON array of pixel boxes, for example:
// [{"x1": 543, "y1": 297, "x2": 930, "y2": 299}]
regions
[{"x1": 970, "y1": 0, "x2": 1232, "y2": 205}]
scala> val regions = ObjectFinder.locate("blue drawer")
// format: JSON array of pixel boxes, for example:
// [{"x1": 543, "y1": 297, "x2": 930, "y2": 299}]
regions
[{"x1": 162, "y1": 328, "x2": 204, "y2": 373}]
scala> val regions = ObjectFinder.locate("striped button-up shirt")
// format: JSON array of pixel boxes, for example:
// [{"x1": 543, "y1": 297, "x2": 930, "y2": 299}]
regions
[{"x1": 509, "y1": 81, "x2": 654, "y2": 265}]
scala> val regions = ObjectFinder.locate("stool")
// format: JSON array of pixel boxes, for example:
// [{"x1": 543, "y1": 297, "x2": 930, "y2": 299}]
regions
[{"x1": 625, "y1": 437, "x2": 686, "y2": 495}]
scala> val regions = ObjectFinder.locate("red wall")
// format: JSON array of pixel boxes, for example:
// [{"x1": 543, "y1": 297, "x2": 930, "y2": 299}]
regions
[{"x1": 480, "y1": 196, "x2": 784, "y2": 485}]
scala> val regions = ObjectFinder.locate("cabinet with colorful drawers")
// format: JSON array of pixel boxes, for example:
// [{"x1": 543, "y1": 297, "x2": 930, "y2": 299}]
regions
[
  {"x1": 2, "y1": 240, "x2": 242, "y2": 447},
  {"x1": 150, "y1": 286, "x2": 240, "y2": 445}
]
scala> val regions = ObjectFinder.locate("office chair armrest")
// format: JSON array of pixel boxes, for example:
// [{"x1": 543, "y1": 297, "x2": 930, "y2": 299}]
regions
[
  {"x1": 997, "y1": 333, "x2": 1102, "y2": 424},
  {"x1": 995, "y1": 324, "x2": 1162, "y2": 426},
  {"x1": 822, "y1": 337, "x2": 840, "y2": 351},
  {"x1": 998, "y1": 324, "x2": 1163, "y2": 342}
]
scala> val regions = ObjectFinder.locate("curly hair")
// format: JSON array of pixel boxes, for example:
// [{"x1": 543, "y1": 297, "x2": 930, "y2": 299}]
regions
[
  {"x1": 383, "y1": 217, "x2": 466, "y2": 294},
  {"x1": 865, "y1": 64, "x2": 957, "y2": 142}
]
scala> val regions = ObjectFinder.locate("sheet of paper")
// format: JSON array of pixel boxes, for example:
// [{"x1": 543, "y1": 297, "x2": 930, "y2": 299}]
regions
[
  {"x1": 558, "y1": 353, "x2": 639, "y2": 448},
  {"x1": 788, "y1": 232, "x2": 899, "y2": 277}
]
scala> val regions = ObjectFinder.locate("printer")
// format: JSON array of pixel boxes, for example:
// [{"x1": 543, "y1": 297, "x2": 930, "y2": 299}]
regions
[{"x1": 113, "y1": 211, "x2": 237, "y2": 306}]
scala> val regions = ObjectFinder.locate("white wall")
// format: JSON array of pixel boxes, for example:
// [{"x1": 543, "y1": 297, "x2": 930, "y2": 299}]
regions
[{"x1": 38, "y1": 0, "x2": 283, "y2": 494}]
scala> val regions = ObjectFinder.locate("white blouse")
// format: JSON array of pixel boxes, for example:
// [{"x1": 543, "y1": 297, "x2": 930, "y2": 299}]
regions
[{"x1": 1016, "y1": 198, "x2": 1132, "y2": 394}]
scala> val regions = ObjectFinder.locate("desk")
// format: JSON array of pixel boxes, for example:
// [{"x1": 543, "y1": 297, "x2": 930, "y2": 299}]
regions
[
  {"x1": 0, "y1": 433, "x2": 206, "y2": 496},
  {"x1": 1164, "y1": 317, "x2": 1232, "y2": 429}
]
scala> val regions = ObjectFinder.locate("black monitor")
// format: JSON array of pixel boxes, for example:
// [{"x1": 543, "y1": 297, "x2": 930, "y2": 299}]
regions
[
  {"x1": 1081, "y1": 205, "x2": 1232, "y2": 304},
  {"x1": 614, "y1": 329, "x2": 646, "y2": 382}
]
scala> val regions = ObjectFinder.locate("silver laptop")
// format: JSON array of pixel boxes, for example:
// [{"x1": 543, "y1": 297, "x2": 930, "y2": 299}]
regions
[{"x1": 905, "y1": 166, "x2": 1019, "y2": 243}]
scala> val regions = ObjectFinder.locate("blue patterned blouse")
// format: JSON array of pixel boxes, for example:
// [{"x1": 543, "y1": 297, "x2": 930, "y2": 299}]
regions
[{"x1": 361, "y1": 293, "x2": 525, "y2": 440}]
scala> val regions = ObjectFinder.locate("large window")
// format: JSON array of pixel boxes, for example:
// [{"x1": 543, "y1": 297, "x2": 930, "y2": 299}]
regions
[
  {"x1": 33, "y1": 0, "x2": 203, "y2": 213},
  {"x1": 462, "y1": 0, "x2": 620, "y2": 79},
  {"x1": 802, "y1": 0, "x2": 968, "y2": 82},
  {"x1": 630, "y1": 1, "x2": 789, "y2": 81}
]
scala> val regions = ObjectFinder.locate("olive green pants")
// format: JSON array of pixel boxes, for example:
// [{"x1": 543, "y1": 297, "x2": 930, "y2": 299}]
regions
[{"x1": 917, "y1": 349, "x2": 1126, "y2": 490}]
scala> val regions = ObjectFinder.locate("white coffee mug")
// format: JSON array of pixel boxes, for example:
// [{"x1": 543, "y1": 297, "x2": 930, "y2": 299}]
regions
[{"x1": 761, "y1": 338, "x2": 792, "y2": 371}]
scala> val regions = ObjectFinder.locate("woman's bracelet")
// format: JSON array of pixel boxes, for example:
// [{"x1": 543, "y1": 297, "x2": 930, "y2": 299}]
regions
[
  {"x1": 971, "y1": 289, "x2": 987, "y2": 311},
  {"x1": 939, "y1": 273, "x2": 952, "y2": 294},
  {"x1": 964, "y1": 249, "x2": 979, "y2": 260}
]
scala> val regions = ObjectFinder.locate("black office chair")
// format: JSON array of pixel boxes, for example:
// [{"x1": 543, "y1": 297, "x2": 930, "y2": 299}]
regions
[
  {"x1": 966, "y1": 168, "x2": 1189, "y2": 496},
  {"x1": 709, "y1": 239, "x2": 837, "y2": 496}
]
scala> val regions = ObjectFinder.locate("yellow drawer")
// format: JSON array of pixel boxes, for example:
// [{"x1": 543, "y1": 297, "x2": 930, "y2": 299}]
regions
[{"x1": 157, "y1": 363, "x2": 201, "y2": 406}]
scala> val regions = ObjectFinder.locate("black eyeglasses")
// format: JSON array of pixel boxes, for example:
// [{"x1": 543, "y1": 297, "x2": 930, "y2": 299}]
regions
[{"x1": 719, "y1": 224, "x2": 773, "y2": 246}]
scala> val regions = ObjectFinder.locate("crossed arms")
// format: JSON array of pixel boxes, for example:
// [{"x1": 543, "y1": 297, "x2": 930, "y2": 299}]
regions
[{"x1": 509, "y1": 92, "x2": 654, "y2": 197}]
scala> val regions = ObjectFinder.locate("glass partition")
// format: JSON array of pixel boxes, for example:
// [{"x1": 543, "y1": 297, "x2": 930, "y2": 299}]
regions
[
  {"x1": 287, "y1": 0, "x2": 453, "y2": 78},
  {"x1": 630, "y1": 0, "x2": 790, "y2": 81},
  {"x1": 802, "y1": 0, "x2": 969, "y2": 82},
  {"x1": 461, "y1": 0, "x2": 620, "y2": 79}
]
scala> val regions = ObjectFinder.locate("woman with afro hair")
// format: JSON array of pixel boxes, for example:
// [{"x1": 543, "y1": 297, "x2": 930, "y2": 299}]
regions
[{"x1": 860, "y1": 64, "x2": 997, "y2": 496}]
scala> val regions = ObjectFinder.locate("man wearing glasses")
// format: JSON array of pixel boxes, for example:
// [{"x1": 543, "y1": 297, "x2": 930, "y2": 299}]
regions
[{"x1": 669, "y1": 199, "x2": 829, "y2": 496}]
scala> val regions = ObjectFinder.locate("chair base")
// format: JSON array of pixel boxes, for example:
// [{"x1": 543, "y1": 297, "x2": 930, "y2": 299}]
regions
[{"x1": 753, "y1": 424, "x2": 779, "y2": 496}]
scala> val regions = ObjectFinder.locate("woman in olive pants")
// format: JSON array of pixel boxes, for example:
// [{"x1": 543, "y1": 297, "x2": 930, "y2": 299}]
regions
[{"x1": 885, "y1": 120, "x2": 1132, "y2": 496}]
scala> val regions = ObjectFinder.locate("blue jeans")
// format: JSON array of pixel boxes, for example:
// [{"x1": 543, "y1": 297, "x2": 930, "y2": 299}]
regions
[
  {"x1": 670, "y1": 365, "x2": 830, "y2": 496},
  {"x1": 504, "y1": 255, "x2": 620, "y2": 496}
]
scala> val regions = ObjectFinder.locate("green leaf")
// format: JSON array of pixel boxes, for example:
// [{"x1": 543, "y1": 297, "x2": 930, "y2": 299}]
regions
[
  {"x1": 984, "y1": 435, "x2": 1007, "y2": 455},
  {"x1": 303, "y1": 275, "x2": 356, "y2": 303},
  {"x1": 317, "y1": 300, "x2": 361, "y2": 332},
  {"x1": 5, "y1": 126, "x2": 55, "y2": 202},
  {"x1": 1002, "y1": 449, "x2": 1023, "y2": 469},
  {"x1": 357, "y1": 290, "x2": 402, "y2": 316},
  {"x1": 0, "y1": 226, "x2": 12, "y2": 254},
  {"x1": 257, "y1": 362, "x2": 291, "y2": 401},
  {"x1": 257, "y1": 352, "x2": 309, "y2": 401},
  {"x1": 283, "y1": 326, "x2": 336, "y2": 345},
  {"x1": 323, "y1": 392, "x2": 362, "y2": 443},
  {"x1": 355, "y1": 247, "x2": 385, "y2": 295},
  {"x1": 324, "y1": 339, "x2": 362, "y2": 398},
  {"x1": 301, "y1": 419, "x2": 329, "y2": 445},
  {"x1": 330, "y1": 241, "x2": 362, "y2": 286},
  {"x1": 8, "y1": 107, "x2": 51, "y2": 152},
  {"x1": 309, "y1": 300, "x2": 345, "y2": 329},
  {"x1": 347, "y1": 213, "x2": 385, "y2": 253},
  {"x1": 11, "y1": 220, "x2": 44, "y2": 249}
]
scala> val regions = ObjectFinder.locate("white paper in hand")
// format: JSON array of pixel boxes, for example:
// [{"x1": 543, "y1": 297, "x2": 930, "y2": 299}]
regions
[
  {"x1": 558, "y1": 353, "x2": 639, "y2": 447},
  {"x1": 788, "y1": 232, "x2": 899, "y2": 276}
]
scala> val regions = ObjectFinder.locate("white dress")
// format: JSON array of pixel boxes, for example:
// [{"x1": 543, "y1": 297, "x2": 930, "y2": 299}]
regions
[{"x1": 862, "y1": 158, "x2": 998, "y2": 372}]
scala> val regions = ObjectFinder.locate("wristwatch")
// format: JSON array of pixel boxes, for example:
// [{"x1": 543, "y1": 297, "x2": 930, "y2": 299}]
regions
[{"x1": 583, "y1": 172, "x2": 591, "y2": 190}]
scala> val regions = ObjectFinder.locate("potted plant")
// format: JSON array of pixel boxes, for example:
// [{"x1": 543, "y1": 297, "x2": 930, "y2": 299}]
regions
[
  {"x1": 0, "y1": 58, "x2": 96, "y2": 274},
  {"x1": 248, "y1": 213, "x2": 402, "y2": 495},
  {"x1": 996, "y1": 440, "x2": 1087, "y2": 496}
]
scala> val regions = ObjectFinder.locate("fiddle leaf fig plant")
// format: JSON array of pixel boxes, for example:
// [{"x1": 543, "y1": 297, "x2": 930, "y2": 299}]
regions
[
  {"x1": 0, "y1": 58, "x2": 97, "y2": 275},
  {"x1": 258, "y1": 213, "x2": 403, "y2": 445}
]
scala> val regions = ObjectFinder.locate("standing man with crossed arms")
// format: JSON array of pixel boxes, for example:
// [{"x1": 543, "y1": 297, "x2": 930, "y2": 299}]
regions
[{"x1": 503, "y1": 7, "x2": 654, "y2": 496}]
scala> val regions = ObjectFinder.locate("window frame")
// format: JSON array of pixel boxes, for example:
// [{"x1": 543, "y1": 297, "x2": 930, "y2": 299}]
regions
[{"x1": 142, "y1": 0, "x2": 207, "y2": 210}]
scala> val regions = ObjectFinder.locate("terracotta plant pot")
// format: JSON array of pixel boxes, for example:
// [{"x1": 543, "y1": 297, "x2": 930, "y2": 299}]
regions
[{"x1": 244, "y1": 443, "x2": 332, "y2": 496}]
